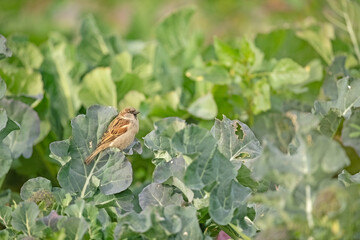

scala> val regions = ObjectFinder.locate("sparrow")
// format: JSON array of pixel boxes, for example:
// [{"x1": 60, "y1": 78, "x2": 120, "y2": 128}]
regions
[{"x1": 84, "y1": 107, "x2": 140, "y2": 165}]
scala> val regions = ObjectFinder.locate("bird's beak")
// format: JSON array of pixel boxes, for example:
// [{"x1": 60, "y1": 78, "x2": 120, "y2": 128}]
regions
[{"x1": 134, "y1": 110, "x2": 140, "y2": 115}]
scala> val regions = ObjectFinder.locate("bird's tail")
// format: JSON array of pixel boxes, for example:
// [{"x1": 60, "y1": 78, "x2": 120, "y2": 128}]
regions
[{"x1": 84, "y1": 147, "x2": 104, "y2": 165}]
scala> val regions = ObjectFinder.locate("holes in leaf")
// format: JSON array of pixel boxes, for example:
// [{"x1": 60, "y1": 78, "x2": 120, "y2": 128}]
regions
[{"x1": 233, "y1": 122, "x2": 245, "y2": 140}]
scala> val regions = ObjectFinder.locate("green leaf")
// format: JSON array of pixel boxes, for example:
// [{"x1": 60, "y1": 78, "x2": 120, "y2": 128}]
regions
[
  {"x1": 49, "y1": 139, "x2": 71, "y2": 166},
  {"x1": 153, "y1": 156, "x2": 186, "y2": 184},
  {"x1": 20, "y1": 177, "x2": 52, "y2": 201},
  {"x1": 79, "y1": 67, "x2": 117, "y2": 108},
  {"x1": 0, "y1": 115, "x2": 20, "y2": 141},
  {"x1": 338, "y1": 170, "x2": 360, "y2": 187},
  {"x1": 211, "y1": 115, "x2": 262, "y2": 169},
  {"x1": 57, "y1": 217, "x2": 89, "y2": 240},
  {"x1": 111, "y1": 52, "x2": 132, "y2": 82},
  {"x1": 214, "y1": 37, "x2": 263, "y2": 72},
  {"x1": 296, "y1": 23, "x2": 334, "y2": 64},
  {"x1": 0, "y1": 63, "x2": 43, "y2": 98},
  {"x1": 77, "y1": 15, "x2": 111, "y2": 66},
  {"x1": 253, "y1": 112, "x2": 295, "y2": 153},
  {"x1": 153, "y1": 157, "x2": 194, "y2": 202},
  {"x1": 138, "y1": 183, "x2": 184, "y2": 210},
  {"x1": 0, "y1": 206, "x2": 12, "y2": 228},
  {"x1": 92, "y1": 189, "x2": 134, "y2": 211},
  {"x1": 314, "y1": 77, "x2": 360, "y2": 119},
  {"x1": 0, "y1": 35, "x2": 12, "y2": 60},
  {"x1": 156, "y1": 8, "x2": 195, "y2": 57},
  {"x1": 115, "y1": 73, "x2": 144, "y2": 101},
  {"x1": 1, "y1": 98, "x2": 40, "y2": 158},
  {"x1": 188, "y1": 93, "x2": 217, "y2": 120},
  {"x1": 236, "y1": 165, "x2": 259, "y2": 191},
  {"x1": 118, "y1": 90, "x2": 145, "y2": 111},
  {"x1": 323, "y1": 56, "x2": 349, "y2": 100},
  {"x1": 0, "y1": 76, "x2": 6, "y2": 99},
  {"x1": 172, "y1": 125, "x2": 236, "y2": 189},
  {"x1": 186, "y1": 65, "x2": 231, "y2": 84},
  {"x1": 269, "y1": 58, "x2": 309, "y2": 90},
  {"x1": 0, "y1": 108, "x2": 20, "y2": 142},
  {"x1": 252, "y1": 78, "x2": 271, "y2": 114},
  {"x1": 11, "y1": 201, "x2": 45, "y2": 237},
  {"x1": 119, "y1": 205, "x2": 202, "y2": 239},
  {"x1": 255, "y1": 29, "x2": 320, "y2": 65},
  {"x1": 53, "y1": 105, "x2": 134, "y2": 198},
  {"x1": 0, "y1": 189, "x2": 11, "y2": 206},
  {"x1": 41, "y1": 33, "x2": 81, "y2": 136},
  {"x1": 342, "y1": 110, "x2": 360, "y2": 156},
  {"x1": 143, "y1": 117, "x2": 186, "y2": 159},
  {"x1": 253, "y1": 135, "x2": 350, "y2": 189},
  {"x1": 209, "y1": 180, "x2": 251, "y2": 225},
  {"x1": 163, "y1": 205, "x2": 203, "y2": 239},
  {"x1": 7, "y1": 36, "x2": 43, "y2": 69},
  {"x1": 318, "y1": 109, "x2": 343, "y2": 137}
]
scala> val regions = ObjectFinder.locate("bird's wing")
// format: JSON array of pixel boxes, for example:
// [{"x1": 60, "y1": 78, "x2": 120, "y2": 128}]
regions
[{"x1": 97, "y1": 117, "x2": 129, "y2": 146}]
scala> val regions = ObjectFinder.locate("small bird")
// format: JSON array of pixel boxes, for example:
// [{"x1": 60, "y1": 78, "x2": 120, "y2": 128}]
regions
[{"x1": 84, "y1": 107, "x2": 140, "y2": 165}]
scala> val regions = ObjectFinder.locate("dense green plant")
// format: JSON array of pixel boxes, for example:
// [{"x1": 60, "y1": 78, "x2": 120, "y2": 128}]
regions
[{"x1": 1, "y1": 1, "x2": 360, "y2": 239}]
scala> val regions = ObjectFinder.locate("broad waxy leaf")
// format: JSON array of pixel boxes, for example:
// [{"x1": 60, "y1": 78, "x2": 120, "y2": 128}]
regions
[
  {"x1": 79, "y1": 67, "x2": 117, "y2": 108},
  {"x1": 143, "y1": 117, "x2": 186, "y2": 159},
  {"x1": 0, "y1": 206, "x2": 12, "y2": 228},
  {"x1": 20, "y1": 177, "x2": 52, "y2": 200},
  {"x1": 209, "y1": 180, "x2": 251, "y2": 225},
  {"x1": 53, "y1": 105, "x2": 135, "y2": 198},
  {"x1": 92, "y1": 189, "x2": 134, "y2": 212},
  {"x1": 318, "y1": 109, "x2": 343, "y2": 137},
  {"x1": 211, "y1": 115, "x2": 262, "y2": 169},
  {"x1": 0, "y1": 98, "x2": 40, "y2": 158},
  {"x1": 153, "y1": 156, "x2": 186, "y2": 183},
  {"x1": 314, "y1": 77, "x2": 360, "y2": 119},
  {"x1": 11, "y1": 202, "x2": 45, "y2": 238},
  {"x1": 139, "y1": 183, "x2": 184, "y2": 210},
  {"x1": 119, "y1": 205, "x2": 202, "y2": 240},
  {"x1": 187, "y1": 93, "x2": 218, "y2": 120},
  {"x1": 153, "y1": 156, "x2": 194, "y2": 202},
  {"x1": 342, "y1": 110, "x2": 360, "y2": 156},
  {"x1": 269, "y1": 58, "x2": 309, "y2": 90},
  {"x1": 172, "y1": 125, "x2": 237, "y2": 189},
  {"x1": 338, "y1": 170, "x2": 360, "y2": 187},
  {"x1": 0, "y1": 117, "x2": 20, "y2": 141},
  {"x1": 0, "y1": 35, "x2": 12, "y2": 60}
]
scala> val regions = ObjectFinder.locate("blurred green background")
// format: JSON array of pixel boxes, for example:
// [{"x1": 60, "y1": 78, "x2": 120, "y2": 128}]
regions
[{"x1": 1, "y1": 0, "x2": 327, "y2": 43}]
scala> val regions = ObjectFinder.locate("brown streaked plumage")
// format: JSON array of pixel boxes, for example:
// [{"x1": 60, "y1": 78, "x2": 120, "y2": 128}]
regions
[{"x1": 84, "y1": 107, "x2": 140, "y2": 165}]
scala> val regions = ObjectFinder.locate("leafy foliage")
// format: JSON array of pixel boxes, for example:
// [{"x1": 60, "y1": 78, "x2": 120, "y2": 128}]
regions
[{"x1": 1, "y1": 3, "x2": 360, "y2": 239}]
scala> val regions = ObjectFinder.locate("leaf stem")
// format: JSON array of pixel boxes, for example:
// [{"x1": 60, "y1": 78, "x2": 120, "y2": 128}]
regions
[
  {"x1": 305, "y1": 185, "x2": 314, "y2": 229},
  {"x1": 80, "y1": 157, "x2": 98, "y2": 198}
]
